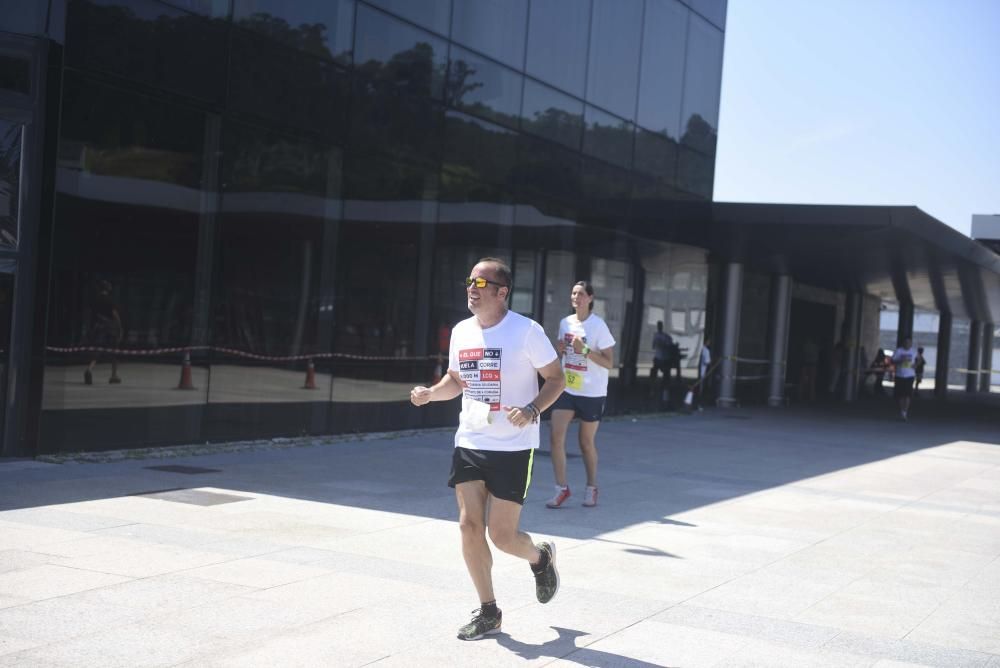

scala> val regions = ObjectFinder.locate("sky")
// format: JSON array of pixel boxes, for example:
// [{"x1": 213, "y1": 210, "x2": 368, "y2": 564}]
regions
[{"x1": 713, "y1": 0, "x2": 1000, "y2": 237}]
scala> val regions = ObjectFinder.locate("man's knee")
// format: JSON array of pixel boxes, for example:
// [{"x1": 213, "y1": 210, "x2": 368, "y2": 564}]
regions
[
  {"x1": 487, "y1": 524, "x2": 518, "y2": 552},
  {"x1": 459, "y1": 513, "x2": 486, "y2": 538}
]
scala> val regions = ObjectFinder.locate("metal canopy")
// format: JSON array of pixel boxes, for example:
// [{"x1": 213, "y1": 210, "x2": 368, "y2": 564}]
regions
[{"x1": 628, "y1": 201, "x2": 1000, "y2": 322}]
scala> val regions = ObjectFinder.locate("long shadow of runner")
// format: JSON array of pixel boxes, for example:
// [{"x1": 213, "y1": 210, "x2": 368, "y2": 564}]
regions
[{"x1": 495, "y1": 626, "x2": 674, "y2": 667}]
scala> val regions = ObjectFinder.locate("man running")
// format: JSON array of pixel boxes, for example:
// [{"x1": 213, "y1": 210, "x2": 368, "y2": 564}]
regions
[{"x1": 410, "y1": 257, "x2": 565, "y2": 641}]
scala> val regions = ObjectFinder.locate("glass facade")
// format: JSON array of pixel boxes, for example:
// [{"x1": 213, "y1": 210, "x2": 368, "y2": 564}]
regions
[{"x1": 33, "y1": 0, "x2": 726, "y2": 453}]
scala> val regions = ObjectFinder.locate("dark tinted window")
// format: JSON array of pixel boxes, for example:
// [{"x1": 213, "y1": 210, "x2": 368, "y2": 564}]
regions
[
  {"x1": 637, "y1": 0, "x2": 687, "y2": 139},
  {"x1": 451, "y1": 0, "x2": 529, "y2": 70},
  {"x1": 525, "y1": 0, "x2": 590, "y2": 98},
  {"x1": 229, "y1": 29, "x2": 350, "y2": 139},
  {"x1": 0, "y1": 122, "x2": 22, "y2": 248},
  {"x1": 162, "y1": 0, "x2": 230, "y2": 17},
  {"x1": 634, "y1": 128, "x2": 677, "y2": 185},
  {"x1": 521, "y1": 78, "x2": 583, "y2": 151},
  {"x1": 45, "y1": 74, "x2": 207, "y2": 430},
  {"x1": 583, "y1": 105, "x2": 634, "y2": 170},
  {"x1": 680, "y1": 13, "x2": 724, "y2": 155},
  {"x1": 233, "y1": 0, "x2": 355, "y2": 63},
  {"x1": 446, "y1": 46, "x2": 523, "y2": 129},
  {"x1": 586, "y1": 0, "x2": 642, "y2": 121},
  {"x1": 59, "y1": 74, "x2": 205, "y2": 188},
  {"x1": 676, "y1": 145, "x2": 714, "y2": 199},
  {"x1": 365, "y1": 0, "x2": 452, "y2": 36},
  {"x1": 0, "y1": 0, "x2": 48, "y2": 35},
  {"x1": 515, "y1": 134, "x2": 581, "y2": 204},
  {"x1": 354, "y1": 4, "x2": 448, "y2": 100},
  {"x1": 65, "y1": 0, "x2": 228, "y2": 105},
  {"x1": 443, "y1": 111, "x2": 518, "y2": 189},
  {"x1": 0, "y1": 55, "x2": 31, "y2": 95}
]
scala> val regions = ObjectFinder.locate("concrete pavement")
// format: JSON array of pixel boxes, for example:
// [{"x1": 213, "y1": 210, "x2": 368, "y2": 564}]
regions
[{"x1": 1, "y1": 401, "x2": 999, "y2": 666}]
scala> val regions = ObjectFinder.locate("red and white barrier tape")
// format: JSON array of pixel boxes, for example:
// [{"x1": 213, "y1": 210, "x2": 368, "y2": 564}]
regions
[{"x1": 45, "y1": 345, "x2": 440, "y2": 363}]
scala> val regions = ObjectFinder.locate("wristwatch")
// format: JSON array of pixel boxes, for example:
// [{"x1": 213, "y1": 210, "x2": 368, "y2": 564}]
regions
[{"x1": 581, "y1": 344, "x2": 591, "y2": 356}]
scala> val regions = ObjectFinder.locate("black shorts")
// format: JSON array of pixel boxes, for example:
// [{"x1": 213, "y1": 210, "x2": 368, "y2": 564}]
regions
[
  {"x1": 651, "y1": 359, "x2": 670, "y2": 374},
  {"x1": 894, "y1": 376, "x2": 915, "y2": 398},
  {"x1": 552, "y1": 392, "x2": 606, "y2": 422},
  {"x1": 448, "y1": 447, "x2": 535, "y2": 505}
]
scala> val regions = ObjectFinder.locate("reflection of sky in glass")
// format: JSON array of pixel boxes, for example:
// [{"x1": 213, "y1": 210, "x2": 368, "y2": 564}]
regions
[
  {"x1": 365, "y1": 0, "x2": 452, "y2": 36},
  {"x1": 451, "y1": 0, "x2": 528, "y2": 70},
  {"x1": 681, "y1": 14, "x2": 724, "y2": 133},
  {"x1": 586, "y1": 0, "x2": 643, "y2": 121},
  {"x1": 234, "y1": 0, "x2": 355, "y2": 61},
  {"x1": 637, "y1": 0, "x2": 687, "y2": 139},
  {"x1": 449, "y1": 46, "x2": 523, "y2": 128},
  {"x1": 526, "y1": 0, "x2": 590, "y2": 98}
]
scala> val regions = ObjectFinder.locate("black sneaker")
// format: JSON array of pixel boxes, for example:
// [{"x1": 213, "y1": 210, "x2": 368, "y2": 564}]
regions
[
  {"x1": 532, "y1": 541, "x2": 559, "y2": 604},
  {"x1": 457, "y1": 607, "x2": 502, "y2": 641}
]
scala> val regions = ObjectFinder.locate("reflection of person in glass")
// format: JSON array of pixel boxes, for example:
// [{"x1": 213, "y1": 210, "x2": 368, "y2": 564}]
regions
[
  {"x1": 409, "y1": 258, "x2": 565, "y2": 641},
  {"x1": 649, "y1": 320, "x2": 673, "y2": 402},
  {"x1": 84, "y1": 280, "x2": 123, "y2": 385},
  {"x1": 546, "y1": 281, "x2": 616, "y2": 509}
]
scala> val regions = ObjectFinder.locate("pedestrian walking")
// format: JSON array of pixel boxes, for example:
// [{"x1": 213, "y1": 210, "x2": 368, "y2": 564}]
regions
[{"x1": 892, "y1": 337, "x2": 918, "y2": 420}]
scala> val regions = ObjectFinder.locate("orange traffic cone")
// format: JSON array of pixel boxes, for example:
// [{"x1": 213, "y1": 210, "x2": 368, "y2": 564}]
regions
[
  {"x1": 302, "y1": 359, "x2": 317, "y2": 390},
  {"x1": 177, "y1": 350, "x2": 196, "y2": 390}
]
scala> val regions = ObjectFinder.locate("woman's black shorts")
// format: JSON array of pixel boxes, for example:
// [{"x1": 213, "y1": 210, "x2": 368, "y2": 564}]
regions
[
  {"x1": 552, "y1": 392, "x2": 606, "y2": 422},
  {"x1": 894, "y1": 376, "x2": 915, "y2": 398},
  {"x1": 448, "y1": 446, "x2": 535, "y2": 505}
]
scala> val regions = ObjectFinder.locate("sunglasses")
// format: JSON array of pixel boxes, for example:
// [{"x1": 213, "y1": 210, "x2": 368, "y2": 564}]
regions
[{"x1": 465, "y1": 276, "x2": 508, "y2": 289}]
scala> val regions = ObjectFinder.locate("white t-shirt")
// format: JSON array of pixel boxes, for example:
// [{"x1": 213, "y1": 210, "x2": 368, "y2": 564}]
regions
[
  {"x1": 893, "y1": 346, "x2": 917, "y2": 379},
  {"x1": 558, "y1": 312, "x2": 616, "y2": 398},
  {"x1": 449, "y1": 310, "x2": 558, "y2": 452}
]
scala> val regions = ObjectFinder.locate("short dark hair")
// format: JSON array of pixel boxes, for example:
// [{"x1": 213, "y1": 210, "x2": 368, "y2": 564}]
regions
[{"x1": 477, "y1": 257, "x2": 511, "y2": 285}]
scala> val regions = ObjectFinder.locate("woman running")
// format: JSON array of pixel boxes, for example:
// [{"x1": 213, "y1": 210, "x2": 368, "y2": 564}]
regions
[{"x1": 546, "y1": 281, "x2": 616, "y2": 508}]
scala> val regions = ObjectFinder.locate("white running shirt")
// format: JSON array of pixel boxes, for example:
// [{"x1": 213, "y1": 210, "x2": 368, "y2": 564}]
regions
[
  {"x1": 449, "y1": 311, "x2": 558, "y2": 452},
  {"x1": 558, "y1": 312, "x2": 616, "y2": 398}
]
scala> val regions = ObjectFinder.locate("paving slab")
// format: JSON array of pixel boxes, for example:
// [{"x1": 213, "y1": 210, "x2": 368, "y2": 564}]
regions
[{"x1": 0, "y1": 401, "x2": 998, "y2": 666}]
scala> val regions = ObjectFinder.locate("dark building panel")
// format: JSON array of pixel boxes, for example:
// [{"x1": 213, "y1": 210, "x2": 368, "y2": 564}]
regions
[
  {"x1": 232, "y1": 0, "x2": 355, "y2": 64},
  {"x1": 451, "y1": 0, "x2": 528, "y2": 70},
  {"x1": 637, "y1": 0, "x2": 687, "y2": 140},
  {"x1": 586, "y1": 0, "x2": 643, "y2": 121},
  {"x1": 365, "y1": 0, "x2": 452, "y2": 36},
  {"x1": 65, "y1": 0, "x2": 228, "y2": 105},
  {"x1": 525, "y1": 0, "x2": 590, "y2": 98}
]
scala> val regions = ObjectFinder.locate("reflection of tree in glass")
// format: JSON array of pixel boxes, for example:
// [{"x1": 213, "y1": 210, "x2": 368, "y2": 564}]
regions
[
  {"x1": 680, "y1": 113, "x2": 716, "y2": 155},
  {"x1": 584, "y1": 118, "x2": 634, "y2": 168},
  {"x1": 524, "y1": 107, "x2": 584, "y2": 148},
  {"x1": 444, "y1": 60, "x2": 484, "y2": 106},
  {"x1": 236, "y1": 13, "x2": 338, "y2": 62}
]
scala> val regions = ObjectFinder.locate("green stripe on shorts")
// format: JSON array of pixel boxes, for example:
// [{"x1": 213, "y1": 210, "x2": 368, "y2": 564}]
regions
[{"x1": 523, "y1": 448, "x2": 535, "y2": 499}]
